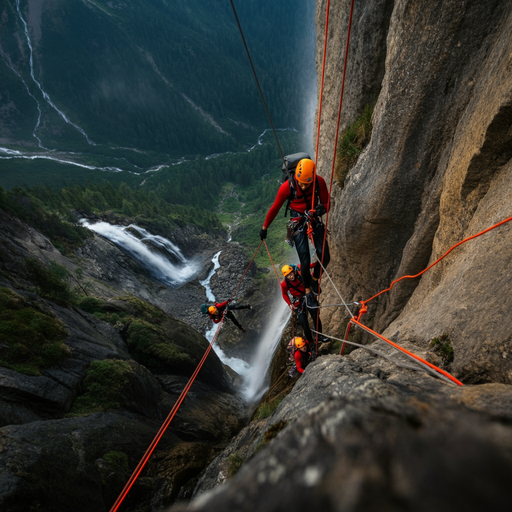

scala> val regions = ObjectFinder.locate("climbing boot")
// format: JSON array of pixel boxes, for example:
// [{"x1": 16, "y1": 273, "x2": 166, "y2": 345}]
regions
[
  {"x1": 306, "y1": 292, "x2": 318, "y2": 309},
  {"x1": 310, "y1": 278, "x2": 320, "y2": 295}
]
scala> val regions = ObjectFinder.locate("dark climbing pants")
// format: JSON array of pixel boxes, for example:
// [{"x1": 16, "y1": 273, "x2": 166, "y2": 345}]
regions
[
  {"x1": 226, "y1": 311, "x2": 243, "y2": 331},
  {"x1": 226, "y1": 304, "x2": 250, "y2": 331},
  {"x1": 296, "y1": 307, "x2": 323, "y2": 346},
  {"x1": 292, "y1": 219, "x2": 330, "y2": 289}
]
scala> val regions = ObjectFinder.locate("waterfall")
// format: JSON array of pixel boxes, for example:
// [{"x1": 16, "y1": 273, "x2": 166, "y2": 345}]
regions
[
  {"x1": 80, "y1": 220, "x2": 199, "y2": 287},
  {"x1": 199, "y1": 251, "x2": 292, "y2": 402},
  {"x1": 242, "y1": 298, "x2": 290, "y2": 402},
  {"x1": 200, "y1": 251, "x2": 251, "y2": 376}
]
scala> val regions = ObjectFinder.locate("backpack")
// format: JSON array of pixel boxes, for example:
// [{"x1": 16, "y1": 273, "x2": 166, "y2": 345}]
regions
[
  {"x1": 281, "y1": 152, "x2": 320, "y2": 217},
  {"x1": 200, "y1": 304, "x2": 210, "y2": 315}
]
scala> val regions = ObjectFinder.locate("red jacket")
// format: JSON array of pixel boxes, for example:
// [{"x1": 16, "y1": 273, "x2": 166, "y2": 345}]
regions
[
  {"x1": 208, "y1": 300, "x2": 229, "y2": 324},
  {"x1": 263, "y1": 175, "x2": 330, "y2": 229},
  {"x1": 294, "y1": 346, "x2": 311, "y2": 374},
  {"x1": 281, "y1": 264, "x2": 317, "y2": 307}
]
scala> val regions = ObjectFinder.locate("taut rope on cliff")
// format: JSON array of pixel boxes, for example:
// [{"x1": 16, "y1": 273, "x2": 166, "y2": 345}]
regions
[{"x1": 110, "y1": 242, "x2": 263, "y2": 512}]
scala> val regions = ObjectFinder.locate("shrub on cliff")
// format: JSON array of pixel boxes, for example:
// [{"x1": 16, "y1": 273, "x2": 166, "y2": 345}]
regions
[
  {"x1": 25, "y1": 258, "x2": 75, "y2": 306},
  {"x1": 335, "y1": 104, "x2": 374, "y2": 188},
  {"x1": 68, "y1": 360, "x2": 132, "y2": 414},
  {"x1": 0, "y1": 287, "x2": 70, "y2": 376},
  {"x1": 126, "y1": 320, "x2": 193, "y2": 372}
]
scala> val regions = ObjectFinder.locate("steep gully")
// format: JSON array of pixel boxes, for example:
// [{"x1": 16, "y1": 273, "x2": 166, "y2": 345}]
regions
[{"x1": 81, "y1": 219, "x2": 289, "y2": 403}]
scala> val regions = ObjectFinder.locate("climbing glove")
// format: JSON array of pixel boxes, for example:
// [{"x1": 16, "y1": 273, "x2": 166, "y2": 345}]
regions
[
  {"x1": 259, "y1": 228, "x2": 267, "y2": 240},
  {"x1": 316, "y1": 205, "x2": 327, "y2": 217}
]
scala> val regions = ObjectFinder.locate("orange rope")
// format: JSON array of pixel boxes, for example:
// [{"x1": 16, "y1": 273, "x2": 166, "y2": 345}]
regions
[
  {"x1": 320, "y1": 0, "x2": 355, "y2": 280},
  {"x1": 229, "y1": 240, "x2": 263, "y2": 300},
  {"x1": 111, "y1": 241, "x2": 264, "y2": 510},
  {"x1": 314, "y1": 0, "x2": 331, "y2": 165},
  {"x1": 350, "y1": 318, "x2": 463, "y2": 386},
  {"x1": 110, "y1": 318, "x2": 226, "y2": 512},
  {"x1": 264, "y1": 239, "x2": 282, "y2": 286},
  {"x1": 363, "y1": 216, "x2": 512, "y2": 305}
]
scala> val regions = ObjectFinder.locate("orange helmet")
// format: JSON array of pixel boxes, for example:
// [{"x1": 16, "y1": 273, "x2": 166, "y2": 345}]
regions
[
  {"x1": 281, "y1": 265, "x2": 293, "y2": 277},
  {"x1": 208, "y1": 306, "x2": 218, "y2": 315},
  {"x1": 295, "y1": 159, "x2": 316, "y2": 184},
  {"x1": 294, "y1": 337, "x2": 306, "y2": 349}
]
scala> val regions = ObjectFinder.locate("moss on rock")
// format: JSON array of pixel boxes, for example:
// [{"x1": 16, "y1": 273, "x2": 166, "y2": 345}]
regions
[{"x1": 0, "y1": 287, "x2": 70, "y2": 376}]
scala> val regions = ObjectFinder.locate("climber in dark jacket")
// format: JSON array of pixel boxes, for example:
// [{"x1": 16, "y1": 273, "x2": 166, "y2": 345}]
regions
[
  {"x1": 260, "y1": 158, "x2": 330, "y2": 308},
  {"x1": 207, "y1": 300, "x2": 251, "y2": 332}
]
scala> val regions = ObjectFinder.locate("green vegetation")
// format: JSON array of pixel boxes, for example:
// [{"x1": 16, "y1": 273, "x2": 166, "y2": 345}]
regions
[
  {"x1": 252, "y1": 397, "x2": 285, "y2": 421},
  {"x1": 1, "y1": 1, "x2": 315, "y2": 163},
  {"x1": 68, "y1": 359, "x2": 133, "y2": 415},
  {"x1": 255, "y1": 420, "x2": 289, "y2": 453},
  {"x1": 126, "y1": 319, "x2": 192, "y2": 372},
  {"x1": 227, "y1": 452, "x2": 245, "y2": 477},
  {"x1": 76, "y1": 294, "x2": 195, "y2": 374},
  {"x1": 25, "y1": 258, "x2": 75, "y2": 306},
  {"x1": 335, "y1": 104, "x2": 374, "y2": 188},
  {"x1": 430, "y1": 334, "x2": 454, "y2": 365},
  {"x1": 99, "y1": 451, "x2": 129, "y2": 485},
  {"x1": 0, "y1": 287, "x2": 70, "y2": 376},
  {"x1": 263, "y1": 420, "x2": 289, "y2": 444},
  {"x1": 0, "y1": 186, "x2": 91, "y2": 254}
]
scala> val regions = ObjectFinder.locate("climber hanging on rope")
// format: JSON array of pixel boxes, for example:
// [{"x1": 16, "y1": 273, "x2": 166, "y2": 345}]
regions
[
  {"x1": 205, "y1": 300, "x2": 251, "y2": 332},
  {"x1": 260, "y1": 158, "x2": 330, "y2": 308},
  {"x1": 287, "y1": 336, "x2": 313, "y2": 376},
  {"x1": 281, "y1": 264, "x2": 328, "y2": 347}
]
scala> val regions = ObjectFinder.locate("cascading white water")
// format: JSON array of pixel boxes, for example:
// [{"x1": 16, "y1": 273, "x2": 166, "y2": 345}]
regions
[
  {"x1": 199, "y1": 251, "x2": 291, "y2": 401},
  {"x1": 200, "y1": 251, "x2": 251, "y2": 376},
  {"x1": 242, "y1": 299, "x2": 291, "y2": 402},
  {"x1": 81, "y1": 220, "x2": 199, "y2": 287}
]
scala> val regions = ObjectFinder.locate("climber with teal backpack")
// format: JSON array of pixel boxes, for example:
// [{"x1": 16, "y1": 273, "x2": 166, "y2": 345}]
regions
[
  {"x1": 201, "y1": 300, "x2": 251, "y2": 332},
  {"x1": 260, "y1": 155, "x2": 330, "y2": 309}
]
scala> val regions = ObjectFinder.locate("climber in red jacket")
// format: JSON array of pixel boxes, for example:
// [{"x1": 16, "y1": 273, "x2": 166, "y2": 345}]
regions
[
  {"x1": 207, "y1": 300, "x2": 251, "y2": 332},
  {"x1": 281, "y1": 264, "x2": 325, "y2": 348},
  {"x1": 293, "y1": 337, "x2": 313, "y2": 375},
  {"x1": 260, "y1": 158, "x2": 330, "y2": 308}
]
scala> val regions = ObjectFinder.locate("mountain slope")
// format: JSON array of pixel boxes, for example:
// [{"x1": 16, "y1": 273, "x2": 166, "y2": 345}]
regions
[{"x1": 0, "y1": 0, "x2": 315, "y2": 159}]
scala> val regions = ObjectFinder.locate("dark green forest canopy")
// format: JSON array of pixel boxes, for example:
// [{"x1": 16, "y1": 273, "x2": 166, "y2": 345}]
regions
[{"x1": 0, "y1": 0, "x2": 316, "y2": 163}]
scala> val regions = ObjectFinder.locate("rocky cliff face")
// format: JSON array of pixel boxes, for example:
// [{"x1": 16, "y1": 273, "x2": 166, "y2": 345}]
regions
[
  {"x1": 0, "y1": 208, "x2": 255, "y2": 510},
  {"x1": 314, "y1": 0, "x2": 512, "y2": 385},
  {"x1": 162, "y1": 1, "x2": 512, "y2": 511}
]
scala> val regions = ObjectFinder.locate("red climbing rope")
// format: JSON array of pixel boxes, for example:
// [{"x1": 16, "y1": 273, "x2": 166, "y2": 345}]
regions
[
  {"x1": 320, "y1": 0, "x2": 355, "y2": 272},
  {"x1": 110, "y1": 242, "x2": 263, "y2": 511},
  {"x1": 230, "y1": 240, "x2": 263, "y2": 300},
  {"x1": 314, "y1": 0, "x2": 331, "y2": 166},
  {"x1": 314, "y1": 0, "x2": 355, "y2": 353},
  {"x1": 109, "y1": 318, "x2": 225, "y2": 512},
  {"x1": 350, "y1": 317, "x2": 463, "y2": 386},
  {"x1": 363, "y1": 216, "x2": 512, "y2": 305}
]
